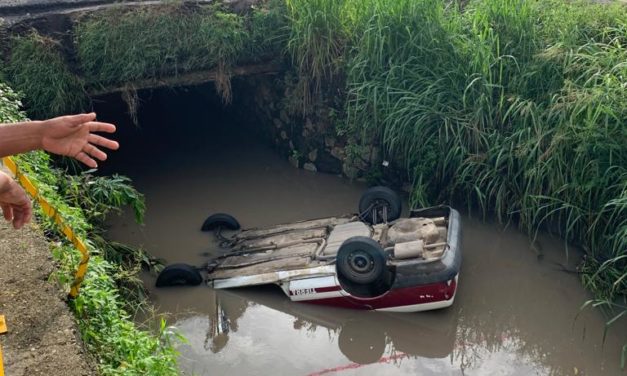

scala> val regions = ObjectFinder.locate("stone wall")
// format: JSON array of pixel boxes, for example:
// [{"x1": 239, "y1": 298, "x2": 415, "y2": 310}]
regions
[{"x1": 240, "y1": 75, "x2": 382, "y2": 180}]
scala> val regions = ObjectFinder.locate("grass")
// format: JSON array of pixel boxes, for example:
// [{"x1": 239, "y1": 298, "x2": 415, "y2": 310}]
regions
[
  {"x1": 1, "y1": 0, "x2": 625, "y2": 368},
  {"x1": 3, "y1": 2, "x2": 287, "y2": 116},
  {"x1": 75, "y1": 3, "x2": 253, "y2": 102},
  {"x1": 16, "y1": 152, "x2": 180, "y2": 376},
  {"x1": 242, "y1": 0, "x2": 289, "y2": 63},
  {"x1": 285, "y1": 0, "x2": 626, "y2": 362},
  {"x1": 0, "y1": 84, "x2": 180, "y2": 375},
  {"x1": 3, "y1": 33, "x2": 87, "y2": 119},
  {"x1": 286, "y1": 0, "x2": 348, "y2": 108}
]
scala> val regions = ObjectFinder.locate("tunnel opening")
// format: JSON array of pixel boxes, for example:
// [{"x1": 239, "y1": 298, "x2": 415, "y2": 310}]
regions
[
  {"x1": 95, "y1": 77, "x2": 276, "y2": 178},
  {"x1": 97, "y1": 75, "x2": 369, "y2": 274}
]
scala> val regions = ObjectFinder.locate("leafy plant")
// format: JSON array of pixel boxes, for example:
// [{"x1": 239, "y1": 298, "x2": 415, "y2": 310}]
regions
[{"x1": 0, "y1": 83, "x2": 179, "y2": 375}]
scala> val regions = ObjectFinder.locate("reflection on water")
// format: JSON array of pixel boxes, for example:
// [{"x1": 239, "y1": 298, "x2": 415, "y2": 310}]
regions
[
  {"x1": 100, "y1": 85, "x2": 626, "y2": 376},
  {"x1": 174, "y1": 287, "x2": 551, "y2": 376},
  {"x1": 163, "y1": 223, "x2": 625, "y2": 376}
]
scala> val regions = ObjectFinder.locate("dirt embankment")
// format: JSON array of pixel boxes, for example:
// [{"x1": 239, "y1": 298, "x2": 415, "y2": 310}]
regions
[{"x1": 0, "y1": 219, "x2": 95, "y2": 375}]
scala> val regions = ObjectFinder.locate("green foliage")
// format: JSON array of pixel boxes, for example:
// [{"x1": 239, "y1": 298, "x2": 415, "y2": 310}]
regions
[
  {"x1": 286, "y1": 0, "x2": 348, "y2": 91},
  {"x1": 71, "y1": 260, "x2": 180, "y2": 375},
  {"x1": 0, "y1": 85, "x2": 178, "y2": 375},
  {"x1": 61, "y1": 172, "x2": 146, "y2": 225},
  {"x1": 285, "y1": 0, "x2": 626, "y2": 352},
  {"x1": 2, "y1": 0, "x2": 625, "y2": 365},
  {"x1": 4, "y1": 33, "x2": 87, "y2": 119},
  {"x1": 75, "y1": 4, "x2": 248, "y2": 87},
  {"x1": 14, "y1": 150, "x2": 179, "y2": 375},
  {"x1": 0, "y1": 82, "x2": 25, "y2": 123},
  {"x1": 243, "y1": 0, "x2": 289, "y2": 62}
]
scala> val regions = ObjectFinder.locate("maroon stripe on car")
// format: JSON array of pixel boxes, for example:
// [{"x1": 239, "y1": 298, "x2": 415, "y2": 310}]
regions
[{"x1": 303, "y1": 279, "x2": 457, "y2": 310}]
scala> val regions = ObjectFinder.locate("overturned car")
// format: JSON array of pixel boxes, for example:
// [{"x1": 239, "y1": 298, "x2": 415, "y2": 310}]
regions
[{"x1": 157, "y1": 187, "x2": 462, "y2": 313}]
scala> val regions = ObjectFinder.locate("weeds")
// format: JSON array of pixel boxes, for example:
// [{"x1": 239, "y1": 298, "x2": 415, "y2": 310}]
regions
[
  {"x1": 4, "y1": 33, "x2": 87, "y2": 119},
  {"x1": 1, "y1": 0, "x2": 625, "y2": 368},
  {"x1": 75, "y1": 3, "x2": 249, "y2": 102},
  {"x1": 285, "y1": 0, "x2": 626, "y2": 357},
  {"x1": 286, "y1": 0, "x2": 348, "y2": 109}
]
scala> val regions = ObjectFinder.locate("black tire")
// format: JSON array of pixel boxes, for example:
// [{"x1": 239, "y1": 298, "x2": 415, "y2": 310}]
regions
[
  {"x1": 336, "y1": 236, "x2": 386, "y2": 285},
  {"x1": 201, "y1": 213, "x2": 240, "y2": 232},
  {"x1": 358, "y1": 186, "x2": 402, "y2": 224},
  {"x1": 156, "y1": 263, "x2": 203, "y2": 287}
]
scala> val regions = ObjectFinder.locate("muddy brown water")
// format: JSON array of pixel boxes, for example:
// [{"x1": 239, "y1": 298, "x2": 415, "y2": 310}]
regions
[{"x1": 100, "y1": 87, "x2": 626, "y2": 376}]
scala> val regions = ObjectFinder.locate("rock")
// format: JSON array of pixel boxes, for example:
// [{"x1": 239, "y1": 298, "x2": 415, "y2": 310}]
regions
[
  {"x1": 303, "y1": 163, "x2": 317, "y2": 172},
  {"x1": 331, "y1": 146, "x2": 346, "y2": 160},
  {"x1": 352, "y1": 157, "x2": 369, "y2": 171},
  {"x1": 342, "y1": 163, "x2": 360, "y2": 179},
  {"x1": 308, "y1": 149, "x2": 318, "y2": 162},
  {"x1": 315, "y1": 150, "x2": 343, "y2": 174},
  {"x1": 324, "y1": 136, "x2": 336, "y2": 148},
  {"x1": 358, "y1": 146, "x2": 373, "y2": 162}
]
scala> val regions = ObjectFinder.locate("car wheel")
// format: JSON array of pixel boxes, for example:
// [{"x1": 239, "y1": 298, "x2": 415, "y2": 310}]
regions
[
  {"x1": 156, "y1": 263, "x2": 203, "y2": 287},
  {"x1": 201, "y1": 213, "x2": 240, "y2": 232},
  {"x1": 336, "y1": 236, "x2": 386, "y2": 285},
  {"x1": 358, "y1": 186, "x2": 402, "y2": 224}
]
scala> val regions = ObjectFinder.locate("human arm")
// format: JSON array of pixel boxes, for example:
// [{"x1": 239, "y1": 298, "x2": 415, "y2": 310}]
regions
[
  {"x1": 0, "y1": 170, "x2": 32, "y2": 229},
  {"x1": 0, "y1": 113, "x2": 119, "y2": 168}
]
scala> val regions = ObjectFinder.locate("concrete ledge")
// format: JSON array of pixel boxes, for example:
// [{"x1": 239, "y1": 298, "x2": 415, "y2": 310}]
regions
[{"x1": 89, "y1": 63, "x2": 283, "y2": 96}]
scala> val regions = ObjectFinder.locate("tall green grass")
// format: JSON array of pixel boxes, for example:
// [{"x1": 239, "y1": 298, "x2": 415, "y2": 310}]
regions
[
  {"x1": 286, "y1": 0, "x2": 348, "y2": 96},
  {"x1": 4, "y1": 33, "x2": 87, "y2": 119},
  {"x1": 75, "y1": 3, "x2": 248, "y2": 100},
  {"x1": 286, "y1": 0, "x2": 626, "y2": 356},
  {"x1": 1, "y1": 0, "x2": 624, "y2": 366},
  {"x1": 243, "y1": 0, "x2": 289, "y2": 62},
  {"x1": 74, "y1": 2, "x2": 288, "y2": 102}
]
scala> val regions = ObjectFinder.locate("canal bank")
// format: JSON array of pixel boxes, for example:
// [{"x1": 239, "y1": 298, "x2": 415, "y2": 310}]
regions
[
  {"x1": 0, "y1": 215, "x2": 94, "y2": 376},
  {"x1": 1, "y1": 0, "x2": 626, "y2": 373},
  {"x1": 101, "y1": 84, "x2": 627, "y2": 375}
]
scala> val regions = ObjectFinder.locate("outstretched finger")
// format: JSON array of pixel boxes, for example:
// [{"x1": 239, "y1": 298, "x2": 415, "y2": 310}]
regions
[
  {"x1": 87, "y1": 121, "x2": 116, "y2": 134},
  {"x1": 59, "y1": 113, "x2": 97, "y2": 127},
  {"x1": 88, "y1": 134, "x2": 119, "y2": 150},
  {"x1": 75, "y1": 151, "x2": 98, "y2": 168},
  {"x1": 84, "y1": 144, "x2": 108, "y2": 161}
]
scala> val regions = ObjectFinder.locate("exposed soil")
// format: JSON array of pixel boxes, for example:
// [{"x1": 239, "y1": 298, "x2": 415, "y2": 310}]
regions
[{"x1": 0, "y1": 216, "x2": 95, "y2": 375}]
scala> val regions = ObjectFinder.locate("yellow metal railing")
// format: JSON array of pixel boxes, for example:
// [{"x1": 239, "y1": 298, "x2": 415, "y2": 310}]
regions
[
  {"x1": 0, "y1": 314, "x2": 6, "y2": 376},
  {"x1": 2, "y1": 156, "x2": 89, "y2": 299}
]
